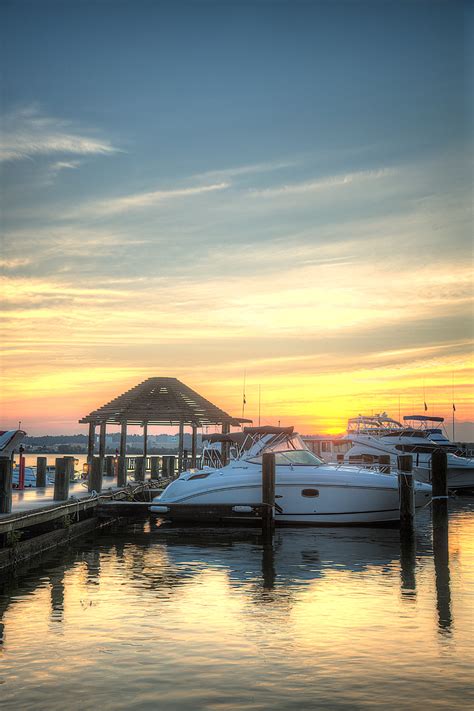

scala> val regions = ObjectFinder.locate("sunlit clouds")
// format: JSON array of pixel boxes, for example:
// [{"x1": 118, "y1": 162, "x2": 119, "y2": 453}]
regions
[{"x1": 1, "y1": 1, "x2": 472, "y2": 436}]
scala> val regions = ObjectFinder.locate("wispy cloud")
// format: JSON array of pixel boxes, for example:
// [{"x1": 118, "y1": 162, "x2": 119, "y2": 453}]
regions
[
  {"x1": 249, "y1": 168, "x2": 394, "y2": 198},
  {"x1": 193, "y1": 159, "x2": 297, "y2": 182},
  {"x1": 0, "y1": 106, "x2": 119, "y2": 162},
  {"x1": 73, "y1": 181, "x2": 230, "y2": 217}
]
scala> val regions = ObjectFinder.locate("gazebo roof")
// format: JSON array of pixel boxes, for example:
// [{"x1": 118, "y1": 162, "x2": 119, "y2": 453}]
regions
[{"x1": 79, "y1": 377, "x2": 250, "y2": 427}]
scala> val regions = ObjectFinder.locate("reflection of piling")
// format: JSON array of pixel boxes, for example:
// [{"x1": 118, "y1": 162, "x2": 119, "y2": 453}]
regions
[
  {"x1": 36, "y1": 456, "x2": 47, "y2": 487},
  {"x1": 0, "y1": 459, "x2": 12, "y2": 514},
  {"x1": 262, "y1": 541, "x2": 276, "y2": 590},
  {"x1": 88, "y1": 456, "x2": 103, "y2": 494},
  {"x1": 397, "y1": 455, "x2": 416, "y2": 593},
  {"x1": 399, "y1": 533, "x2": 416, "y2": 595},
  {"x1": 50, "y1": 569, "x2": 65, "y2": 620},
  {"x1": 54, "y1": 458, "x2": 70, "y2": 501},
  {"x1": 431, "y1": 450, "x2": 451, "y2": 631},
  {"x1": 398, "y1": 455, "x2": 414, "y2": 535},
  {"x1": 262, "y1": 453, "x2": 275, "y2": 542}
]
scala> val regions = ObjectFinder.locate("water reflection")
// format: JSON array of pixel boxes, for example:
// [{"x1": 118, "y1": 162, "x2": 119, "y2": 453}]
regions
[
  {"x1": 399, "y1": 533, "x2": 417, "y2": 598},
  {"x1": 0, "y1": 501, "x2": 471, "y2": 711},
  {"x1": 432, "y1": 502, "x2": 452, "y2": 633}
]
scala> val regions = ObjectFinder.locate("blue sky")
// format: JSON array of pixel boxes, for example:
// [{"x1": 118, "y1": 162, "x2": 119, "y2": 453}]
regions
[{"x1": 1, "y1": 0, "x2": 473, "y2": 434}]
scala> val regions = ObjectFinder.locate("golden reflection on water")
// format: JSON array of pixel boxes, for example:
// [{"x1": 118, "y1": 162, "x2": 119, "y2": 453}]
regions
[{"x1": 0, "y1": 502, "x2": 473, "y2": 710}]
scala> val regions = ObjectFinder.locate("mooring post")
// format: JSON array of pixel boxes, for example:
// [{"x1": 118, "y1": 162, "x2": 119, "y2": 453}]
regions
[
  {"x1": 0, "y1": 458, "x2": 13, "y2": 514},
  {"x1": 54, "y1": 458, "x2": 70, "y2": 501},
  {"x1": 88, "y1": 456, "x2": 103, "y2": 493},
  {"x1": 134, "y1": 456, "x2": 145, "y2": 482},
  {"x1": 168, "y1": 455, "x2": 176, "y2": 479},
  {"x1": 36, "y1": 456, "x2": 47, "y2": 487},
  {"x1": 117, "y1": 455, "x2": 127, "y2": 487},
  {"x1": 398, "y1": 454, "x2": 414, "y2": 534},
  {"x1": 64, "y1": 456, "x2": 76, "y2": 482},
  {"x1": 150, "y1": 457, "x2": 160, "y2": 480},
  {"x1": 105, "y1": 456, "x2": 114, "y2": 478},
  {"x1": 262, "y1": 452, "x2": 276, "y2": 541},
  {"x1": 379, "y1": 454, "x2": 391, "y2": 474}
]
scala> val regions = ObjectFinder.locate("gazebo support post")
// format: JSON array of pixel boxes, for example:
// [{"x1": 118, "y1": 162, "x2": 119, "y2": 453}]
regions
[
  {"x1": 221, "y1": 422, "x2": 230, "y2": 467},
  {"x1": 191, "y1": 425, "x2": 197, "y2": 468},
  {"x1": 178, "y1": 421, "x2": 184, "y2": 474},
  {"x1": 143, "y1": 422, "x2": 148, "y2": 470},
  {"x1": 99, "y1": 421, "x2": 106, "y2": 474},
  {"x1": 87, "y1": 422, "x2": 96, "y2": 474}
]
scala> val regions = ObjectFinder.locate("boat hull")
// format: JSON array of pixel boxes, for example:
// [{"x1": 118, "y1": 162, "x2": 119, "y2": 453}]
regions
[{"x1": 151, "y1": 467, "x2": 432, "y2": 525}]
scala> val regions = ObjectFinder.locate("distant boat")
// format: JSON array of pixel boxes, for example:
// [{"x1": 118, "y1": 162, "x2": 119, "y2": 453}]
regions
[
  {"x1": 342, "y1": 413, "x2": 474, "y2": 491},
  {"x1": 151, "y1": 426, "x2": 431, "y2": 525}
]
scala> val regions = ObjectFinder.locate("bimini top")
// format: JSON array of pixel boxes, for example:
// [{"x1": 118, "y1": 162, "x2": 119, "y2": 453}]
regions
[
  {"x1": 79, "y1": 377, "x2": 252, "y2": 427},
  {"x1": 403, "y1": 415, "x2": 444, "y2": 423}
]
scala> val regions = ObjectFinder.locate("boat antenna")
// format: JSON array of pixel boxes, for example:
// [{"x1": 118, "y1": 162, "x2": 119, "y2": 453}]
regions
[
  {"x1": 423, "y1": 376, "x2": 427, "y2": 412},
  {"x1": 241, "y1": 370, "x2": 246, "y2": 419},
  {"x1": 258, "y1": 384, "x2": 261, "y2": 427},
  {"x1": 398, "y1": 394, "x2": 401, "y2": 423}
]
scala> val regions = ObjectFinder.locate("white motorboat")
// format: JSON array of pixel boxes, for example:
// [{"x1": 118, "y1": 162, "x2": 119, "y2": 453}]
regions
[
  {"x1": 343, "y1": 414, "x2": 474, "y2": 491},
  {"x1": 150, "y1": 426, "x2": 431, "y2": 525}
]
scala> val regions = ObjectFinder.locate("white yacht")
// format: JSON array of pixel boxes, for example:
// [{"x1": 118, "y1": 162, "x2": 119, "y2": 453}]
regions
[
  {"x1": 343, "y1": 414, "x2": 474, "y2": 491},
  {"x1": 150, "y1": 426, "x2": 431, "y2": 525}
]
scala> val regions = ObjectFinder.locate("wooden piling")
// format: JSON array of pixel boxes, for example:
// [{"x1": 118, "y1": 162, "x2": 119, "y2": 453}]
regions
[
  {"x1": 88, "y1": 456, "x2": 103, "y2": 493},
  {"x1": 0, "y1": 459, "x2": 13, "y2": 514},
  {"x1": 105, "y1": 456, "x2": 114, "y2": 478},
  {"x1": 398, "y1": 454, "x2": 414, "y2": 534},
  {"x1": 36, "y1": 456, "x2": 47, "y2": 487},
  {"x1": 431, "y1": 450, "x2": 448, "y2": 500},
  {"x1": 262, "y1": 452, "x2": 275, "y2": 540},
  {"x1": 134, "y1": 456, "x2": 145, "y2": 482},
  {"x1": 64, "y1": 456, "x2": 76, "y2": 482},
  {"x1": 379, "y1": 454, "x2": 391, "y2": 474},
  {"x1": 164, "y1": 455, "x2": 176, "y2": 479},
  {"x1": 150, "y1": 457, "x2": 160, "y2": 480},
  {"x1": 53, "y1": 458, "x2": 70, "y2": 501},
  {"x1": 117, "y1": 455, "x2": 127, "y2": 487}
]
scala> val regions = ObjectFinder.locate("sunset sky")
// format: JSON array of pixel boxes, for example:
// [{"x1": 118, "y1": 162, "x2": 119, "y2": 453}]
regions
[{"x1": 1, "y1": 0, "x2": 473, "y2": 437}]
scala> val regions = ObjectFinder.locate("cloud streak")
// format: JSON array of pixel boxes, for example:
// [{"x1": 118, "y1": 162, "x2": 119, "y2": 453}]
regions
[
  {"x1": 73, "y1": 181, "x2": 230, "y2": 217},
  {"x1": 248, "y1": 168, "x2": 395, "y2": 198},
  {"x1": 0, "y1": 106, "x2": 119, "y2": 162}
]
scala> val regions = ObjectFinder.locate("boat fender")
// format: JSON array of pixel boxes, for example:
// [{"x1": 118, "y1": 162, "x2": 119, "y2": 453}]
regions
[
  {"x1": 232, "y1": 505, "x2": 253, "y2": 513},
  {"x1": 150, "y1": 505, "x2": 170, "y2": 513}
]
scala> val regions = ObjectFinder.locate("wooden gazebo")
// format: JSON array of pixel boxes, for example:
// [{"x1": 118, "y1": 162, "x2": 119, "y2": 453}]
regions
[{"x1": 79, "y1": 377, "x2": 249, "y2": 471}]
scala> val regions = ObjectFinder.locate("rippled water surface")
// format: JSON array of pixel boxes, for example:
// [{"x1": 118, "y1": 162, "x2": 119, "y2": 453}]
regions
[{"x1": 1, "y1": 500, "x2": 473, "y2": 710}]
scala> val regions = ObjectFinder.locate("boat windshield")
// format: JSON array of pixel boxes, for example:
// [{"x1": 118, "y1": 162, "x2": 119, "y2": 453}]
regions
[{"x1": 245, "y1": 433, "x2": 325, "y2": 466}]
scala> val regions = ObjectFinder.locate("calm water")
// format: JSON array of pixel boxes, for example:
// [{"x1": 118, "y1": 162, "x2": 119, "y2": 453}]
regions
[{"x1": 1, "y1": 500, "x2": 473, "y2": 710}]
